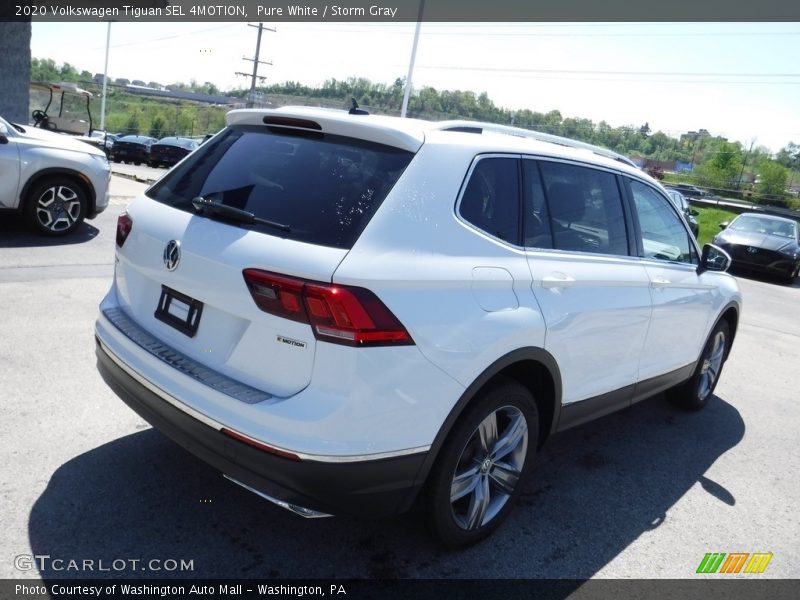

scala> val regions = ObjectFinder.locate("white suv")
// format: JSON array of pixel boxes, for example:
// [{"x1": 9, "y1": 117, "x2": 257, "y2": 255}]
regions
[
  {"x1": 0, "y1": 115, "x2": 110, "y2": 235},
  {"x1": 95, "y1": 107, "x2": 741, "y2": 546}
]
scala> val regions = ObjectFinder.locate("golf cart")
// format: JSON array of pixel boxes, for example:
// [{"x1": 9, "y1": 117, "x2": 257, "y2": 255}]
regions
[
  {"x1": 30, "y1": 82, "x2": 117, "y2": 155},
  {"x1": 30, "y1": 82, "x2": 95, "y2": 136}
]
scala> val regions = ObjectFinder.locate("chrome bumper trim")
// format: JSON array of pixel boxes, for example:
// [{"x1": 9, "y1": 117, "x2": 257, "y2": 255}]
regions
[
  {"x1": 103, "y1": 307, "x2": 273, "y2": 405},
  {"x1": 223, "y1": 475, "x2": 333, "y2": 519}
]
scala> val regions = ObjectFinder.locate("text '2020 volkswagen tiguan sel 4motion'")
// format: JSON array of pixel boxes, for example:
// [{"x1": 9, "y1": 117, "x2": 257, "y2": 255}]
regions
[{"x1": 95, "y1": 107, "x2": 741, "y2": 547}]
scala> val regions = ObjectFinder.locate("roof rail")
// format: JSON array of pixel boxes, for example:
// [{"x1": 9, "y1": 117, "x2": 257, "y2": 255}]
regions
[{"x1": 434, "y1": 120, "x2": 637, "y2": 168}]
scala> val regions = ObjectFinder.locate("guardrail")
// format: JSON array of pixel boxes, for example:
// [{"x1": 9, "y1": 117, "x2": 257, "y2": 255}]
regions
[{"x1": 687, "y1": 197, "x2": 800, "y2": 221}]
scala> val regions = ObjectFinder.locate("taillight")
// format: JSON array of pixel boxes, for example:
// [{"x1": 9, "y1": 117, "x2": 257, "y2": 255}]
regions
[
  {"x1": 116, "y1": 211, "x2": 133, "y2": 247},
  {"x1": 243, "y1": 269, "x2": 413, "y2": 347}
]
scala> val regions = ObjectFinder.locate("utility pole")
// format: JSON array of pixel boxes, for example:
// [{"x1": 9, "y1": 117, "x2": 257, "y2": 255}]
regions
[
  {"x1": 400, "y1": 0, "x2": 426, "y2": 118},
  {"x1": 99, "y1": 21, "x2": 112, "y2": 132},
  {"x1": 236, "y1": 22, "x2": 274, "y2": 108},
  {"x1": 737, "y1": 139, "x2": 755, "y2": 190}
]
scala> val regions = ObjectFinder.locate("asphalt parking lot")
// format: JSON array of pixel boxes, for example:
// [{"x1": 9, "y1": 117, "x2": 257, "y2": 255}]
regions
[{"x1": 1, "y1": 177, "x2": 798, "y2": 581}]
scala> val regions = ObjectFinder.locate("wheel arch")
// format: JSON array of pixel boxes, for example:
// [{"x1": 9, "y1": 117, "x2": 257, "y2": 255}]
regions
[
  {"x1": 409, "y1": 348, "x2": 562, "y2": 504},
  {"x1": 714, "y1": 300, "x2": 740, "y2": 356},
  {"x1": 20, "y1": 168, "x2": 97, "y2": 215}
]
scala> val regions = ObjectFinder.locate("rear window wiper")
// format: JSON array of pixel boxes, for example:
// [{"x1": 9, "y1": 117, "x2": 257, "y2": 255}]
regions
[{"x1": 191, "y1": 196, "x2": 291, "y2": 233}]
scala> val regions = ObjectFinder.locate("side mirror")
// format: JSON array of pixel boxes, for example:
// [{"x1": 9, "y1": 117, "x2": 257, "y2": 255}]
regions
[
  {"x1": 690, "y1": 208, "x2": 699, "y2": 216},
  {"x1": 698, "y1": 244, "x2": 731, "y2": 274},
  {"x1": 718, "y1": 222, "x2": 729, "y2": 230}
]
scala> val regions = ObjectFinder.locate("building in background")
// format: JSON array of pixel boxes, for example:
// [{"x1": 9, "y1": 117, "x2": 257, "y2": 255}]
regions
[{"x1": 0, "y1": 22, "x2": 32, "y2": 123}]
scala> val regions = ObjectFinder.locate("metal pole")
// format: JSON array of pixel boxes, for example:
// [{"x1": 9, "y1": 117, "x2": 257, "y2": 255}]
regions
[
  {"x1": 99, "y1": 21, "x2": 111, "y2": 132},
  {"x1": 400, "y1": 0, "x2": 425, "y2": 118}
]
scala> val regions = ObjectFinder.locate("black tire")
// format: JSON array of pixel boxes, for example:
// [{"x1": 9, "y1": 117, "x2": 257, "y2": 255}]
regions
[
  {"x1": 24, "y1": 177, "x2": 87, "y2": 236},
  {"x1": 424, "y1": 379, "x2": 539, "y2": 548},
  {"x1": 784, "y1": 263, "x2": 799, "y2": 284},
  {"x1": 667, "y1": 320, "x2": 731, "y2": 411}
]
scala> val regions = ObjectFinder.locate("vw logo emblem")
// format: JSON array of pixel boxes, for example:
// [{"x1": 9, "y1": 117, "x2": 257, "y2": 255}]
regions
[{"x1": 163, "y1": 240, "x2": 181, "y2": 271}]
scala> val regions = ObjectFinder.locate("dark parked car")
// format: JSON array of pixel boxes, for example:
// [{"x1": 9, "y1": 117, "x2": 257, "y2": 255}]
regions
[
  {"x1": 672, "y1": 183, "x2": 713, "y2": 198},
  {"x1": 148, "y1": 137, "x2": 199, "y2": 168},
  {"x1": 79, "y1": 131, "x2": 118, "y2": 157},
  {"x1": 664, "y1": 187, "x2": 700, "y2": 237},
  {"x1": 713, "y1": 213, "x2": 800, "y2": 283},
  {"x1": 110, "y1": 135, "x2": 156, "y2": 165}
]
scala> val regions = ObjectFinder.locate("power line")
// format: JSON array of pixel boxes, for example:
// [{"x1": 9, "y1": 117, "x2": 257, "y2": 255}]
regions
[
  {"x1": 89, "y1": 24, "x2": 239, "y2": 50},
  {"x1": 412, "y1": 65, "x2": 800, "y2": 78}
]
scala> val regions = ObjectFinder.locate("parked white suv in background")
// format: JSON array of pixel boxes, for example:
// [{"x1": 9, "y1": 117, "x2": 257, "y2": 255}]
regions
[
  {"x1": 95, "y1": 107, "x2": 741, "y2": 547},
  {"x1": 0, "y1": 115, "x2": 110, "y2": 235}
]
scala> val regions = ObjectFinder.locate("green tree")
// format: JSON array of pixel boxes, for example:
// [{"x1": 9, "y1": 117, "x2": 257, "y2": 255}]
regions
[
  {"x1": 30, "y1": 58, "x2": 60, "y2": 82},
  {"x1": 775, "y1": 142, "x2": 800, "y2": 170},
  {"x1": 757, "y1": 160, "x2": 788, "y2": 200},
  {"x1": 124, "y1": 111, "x2": 140, "y2": 135},
  {"x1": 149, "y1": 115, "x2": 166, "y2": 138},
  {"x1": 694, "y1": 141, "x2": 743, "y2": 189}
]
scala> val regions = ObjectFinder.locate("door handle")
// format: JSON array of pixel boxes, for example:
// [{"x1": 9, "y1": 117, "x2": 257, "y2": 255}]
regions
[
  {"x1": 651, "y1": 276, "x2": 671, "y2": 289},
  {"x1": 542, "y1": 272, "x2": 576, "y2": 289}
]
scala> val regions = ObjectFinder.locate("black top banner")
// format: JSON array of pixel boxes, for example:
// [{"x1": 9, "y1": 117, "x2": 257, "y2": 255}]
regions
[{"x1": 2, "y1": 0, "x2": 800, "y2": 22}]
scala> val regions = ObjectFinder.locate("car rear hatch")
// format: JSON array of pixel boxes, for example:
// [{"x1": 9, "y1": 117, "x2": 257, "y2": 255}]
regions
[{"x1": 111, "y1": 108, "x2": 422, "y2": 398}]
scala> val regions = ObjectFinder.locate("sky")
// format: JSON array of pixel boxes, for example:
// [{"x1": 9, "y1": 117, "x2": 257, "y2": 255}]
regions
[{"x1": 30, "y1": 21, "x2": 800, "y2": 153}]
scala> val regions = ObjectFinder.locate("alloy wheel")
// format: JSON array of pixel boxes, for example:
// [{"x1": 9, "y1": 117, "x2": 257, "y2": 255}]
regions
[
  {"x1": 36, "y1": 185, "x2": 82, "y2": 233},
  {"x1": 697, "y1": 330, "x2": 726, "y2": 402},
  {"x1": 449, "y1": 405, "x2": 528, "y2": 530}
]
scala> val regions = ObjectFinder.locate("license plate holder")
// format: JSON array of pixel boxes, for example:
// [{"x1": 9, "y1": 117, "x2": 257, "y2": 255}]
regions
[{"x1": 154, "y1": 285, "x2": 203, "y2": 337}]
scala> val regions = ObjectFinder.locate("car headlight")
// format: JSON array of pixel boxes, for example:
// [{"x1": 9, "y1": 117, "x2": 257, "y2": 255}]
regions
[
  {"x1": 778, "y1": 246, "x2": 799, "y2": 258},
  {"x1": 91, "y1": 153, "x2": 109, "y2": 168}
]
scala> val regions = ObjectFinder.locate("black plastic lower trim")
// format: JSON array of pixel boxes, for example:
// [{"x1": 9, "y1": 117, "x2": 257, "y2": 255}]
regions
[
  {"x1": 96, "y1": 339, "x2": 427, "y2": 518},
  {"x1": 557, "y1": 362, "x2": 696, "y2": 431}
]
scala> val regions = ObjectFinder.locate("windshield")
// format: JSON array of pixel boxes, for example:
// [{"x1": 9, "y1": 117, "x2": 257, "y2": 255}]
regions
[
  {"x1": 730, "y1": 215, "x2": 797, "y2": 239},
  {"x1": 146, "y1": 125, "x2": 414, "y2": 249}
]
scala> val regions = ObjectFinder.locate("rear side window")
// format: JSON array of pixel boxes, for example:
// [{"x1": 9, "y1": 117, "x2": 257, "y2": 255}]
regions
[
  {"x1": 539, "y1": 161, "x2": 629, "y2": 256},
  {"x1": 459, "y1": 157, "x2": 520, "y2": 244},
  {"x1": 146, "y1": 126, "x2": 414, "y2": 249}
]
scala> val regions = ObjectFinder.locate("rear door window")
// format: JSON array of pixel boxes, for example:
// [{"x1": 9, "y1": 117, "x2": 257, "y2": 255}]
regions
[
  {"x1": 538, "y1": 161, "x2": 630, "y2": 256},
  {"x1": 146, "y1": 126, "x2": 414, "y2": 249}
]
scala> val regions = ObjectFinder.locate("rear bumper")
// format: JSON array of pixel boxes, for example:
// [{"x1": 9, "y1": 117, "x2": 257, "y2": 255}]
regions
[
  {"x1": 112, "y1": 149, "x2": 149, "y2": 162},
  {"x1": 95, "y1": 338, "x2": 428, "y2": 518}
]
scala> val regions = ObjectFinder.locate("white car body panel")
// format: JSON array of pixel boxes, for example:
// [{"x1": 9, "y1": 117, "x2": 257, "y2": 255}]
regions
[{"x1": 527, "y1": 251, "x2": 653, "y2": 404}]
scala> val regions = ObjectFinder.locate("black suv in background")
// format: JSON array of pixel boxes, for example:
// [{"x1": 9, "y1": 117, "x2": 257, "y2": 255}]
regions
[
  {"x1": 672, "y1": 183, "x2": 712, "y2": 199},
  {"x1": 110, "y1": 135, "x2": 157, "y2": 165}
]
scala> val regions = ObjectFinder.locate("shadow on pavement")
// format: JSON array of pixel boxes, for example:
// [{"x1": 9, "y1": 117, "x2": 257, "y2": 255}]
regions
[
  {"x1": 730, "y1": 267, "x2": 799, "y2": 288},
  {"x1": 28, "y1": 393, "x2": 744, "y2": 581},
  {"x1": 0, "y1": 215, "x2": 100, "y2": 248}
]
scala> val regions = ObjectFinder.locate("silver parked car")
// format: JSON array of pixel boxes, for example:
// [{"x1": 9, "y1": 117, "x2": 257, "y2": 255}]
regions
[{"x1": 0, "y1": 115, "x2": 110, "y2": 235}]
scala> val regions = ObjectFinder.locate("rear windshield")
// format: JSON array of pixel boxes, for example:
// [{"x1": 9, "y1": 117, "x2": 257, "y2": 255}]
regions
[{"x1": 146, "y1": 125, "x2": 414, "y2": 249}]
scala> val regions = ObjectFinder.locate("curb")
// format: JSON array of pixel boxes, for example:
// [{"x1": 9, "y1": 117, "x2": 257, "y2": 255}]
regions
[{"x1": 111, "y1": 169, "x2": 158, "y2": 185}]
